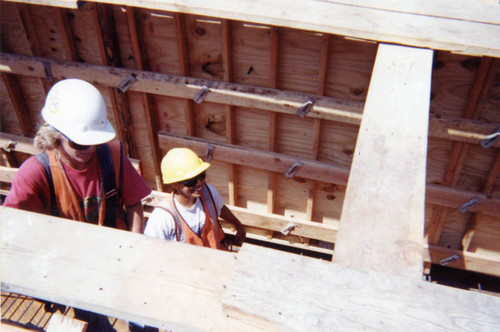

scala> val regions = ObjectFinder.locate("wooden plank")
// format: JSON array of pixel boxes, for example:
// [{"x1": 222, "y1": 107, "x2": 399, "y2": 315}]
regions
[
  {"x1": 333, "y1": 44, "x2": 432, "y2": 279},
  {"x1": 222, "y1": 243, "x2": 500, "y2": 331},
  {"x1": 2, "y1": 52, "x2": 498, "y2": 147},
  {"x1": 1, "y1": 207, "x2": 269, "y2": 331},
  {"x1": 6, "y1": 0, "x2": 499, "y2": 57},
  {"x1": 46, "y1": 314, "x2": 87, "y2": 332}
]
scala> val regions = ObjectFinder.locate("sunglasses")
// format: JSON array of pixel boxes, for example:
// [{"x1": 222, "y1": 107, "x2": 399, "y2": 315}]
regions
[
  {"x1": 62, "y1": 134, "x2": 92, "y2": 151},
  {"x1": 182, "y1": 171, "x2": 206, "y2": 188}
]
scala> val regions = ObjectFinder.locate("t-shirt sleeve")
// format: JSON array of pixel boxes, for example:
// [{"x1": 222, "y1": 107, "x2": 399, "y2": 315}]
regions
[
  {"x1": 206, "y1": 183, "x2": 225, "y2": 215},
  {"x1": 119, "y1": 153, "x2": 152, "y2": 206},
  {"x1": 3, "y1": 156, "x2": 51, "y2": 214},
  {"x1": 144, "y1": 206, "x2": 177, "y2": 241}
]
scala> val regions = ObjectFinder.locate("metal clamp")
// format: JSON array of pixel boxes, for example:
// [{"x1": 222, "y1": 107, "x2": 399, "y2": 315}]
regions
[
  {"x1": 480, "y1": 127, "x2": 500, "y2": 149},
  {"x1": 117, "y1": 74, "x2": 137, "y2": 93},
  {"x1": 439, "y1": 254, "x2": 460, "y2": 266},
  {"x1": 281, "y1": 222, "x2": 297, "y2": 236},
  {"x1": 285, "y1": 160, "x2": 303, "y2": 178},
  {"x1": 297, "y1": 98, "x2": 315, "y2": 118},
  {"x1": 458, "y1": 197, "x2": 481, "y2": 213},
  {"x1": 2, "y1": 140, "x2": 16, "y2": 153},
  {"x1": 193, "y1": 85, "x2": 210, "y2": 104},
  {"x1": 43, "y1": 62, "x2": 53, "y2": 82},
  {"x1": 204, "y1": 144, "x2": 215, "y2": 162}
]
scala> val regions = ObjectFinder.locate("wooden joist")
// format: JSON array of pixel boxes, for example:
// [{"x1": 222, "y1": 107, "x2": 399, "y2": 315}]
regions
[
  {"x1": 1, "y1": 53, "x2": 499, "y2": 148},
  {"x1": 4, "y1": 0, "x2": 499, "y2": 57}
]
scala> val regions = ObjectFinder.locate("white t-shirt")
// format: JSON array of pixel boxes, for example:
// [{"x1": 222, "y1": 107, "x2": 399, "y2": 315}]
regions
[{"x1": 144, "y1": 183, "x2": 225, "y2": 241}]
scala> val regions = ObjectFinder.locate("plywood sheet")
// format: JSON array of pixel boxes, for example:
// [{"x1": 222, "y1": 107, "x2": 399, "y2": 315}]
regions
[{"x1": 333, "y1": 44, "x2": 433, "y2": 278}]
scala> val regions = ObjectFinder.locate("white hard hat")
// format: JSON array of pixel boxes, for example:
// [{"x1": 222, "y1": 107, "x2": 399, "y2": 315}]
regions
[{"x1": 42, "y1": 78, "x2": 116, "y2": 145}]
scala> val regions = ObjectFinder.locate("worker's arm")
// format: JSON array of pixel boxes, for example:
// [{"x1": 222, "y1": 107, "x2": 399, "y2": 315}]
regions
[
  {"x1": 126, "y1": 201, "x2": 145, "y2": 234},
  {"x1": 220, "y1": 205, "x2": 246, "y2": 246}
]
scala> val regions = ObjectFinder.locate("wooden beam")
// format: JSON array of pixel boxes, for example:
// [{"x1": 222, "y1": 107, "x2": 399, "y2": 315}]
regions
[
  {"x1": 424, "y1": 244, "x2": 500, "y2": 278},
  {"x1": 1, "y1": 207, "x2": 267, "y2": 331},
  {"x1": 13, "y1": 3, "x2": 49, "y2": 93},
  {"x1": 306, "y1": 33, "x2": 330, "y2": 222},
  {"x1": 461, "y1": 150, "x2": 500, "y2": 251},
  {"x1": 1, "y1": 73, "x2": 34, "y2": 136},
  {"x1": 1, "y1": 130, "x2": 497, "y2": 218},
  {"x1": 2, "y1": 53, "x2": 498, "y2": 148},
  {"x1": 221, "y1": 19, "x2": 238, "y2": 207},
  {"x1": 0, "y1": 134, "x2": 37, "y2": 154},
  {"x1": 174, "y1": 12, "x2": 196, "y2": 137},
  {"x1": 266, "y1": 26, "x2": 280, "y2": 220},
  {"x1": 158, "y1": 131, "x2": 500, "y2": 218},
  {"x1": 333, "y1": 44, "x2": 433, "y2": 279},
  {"x1": 426, "y1": 57, "x2": 499, "y2": 247},
  {"x1": 7, "y1": 0, "x2": 500, "y2": 57},
  {"x1": 95, "y1": 3, "x2": 139, "y2": 160},
  {"x1": 222, "y1": 244, "x2": 500, "y2": 330},
  {"x1": 125, "y1": 6, "x2": 163, "y2": 190}
]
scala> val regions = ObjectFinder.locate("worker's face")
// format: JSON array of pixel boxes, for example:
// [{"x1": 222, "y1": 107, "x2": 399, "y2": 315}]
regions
[
  {"x1": 58, "y1": 134, "x2": 96, "y2": 170},
  {"x1": 174, "y1": 172, "x2": 206, "y2": 199}
]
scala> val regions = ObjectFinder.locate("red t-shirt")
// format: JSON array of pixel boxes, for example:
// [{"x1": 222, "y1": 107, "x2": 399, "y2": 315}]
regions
[{"x1": 3, "y1": 150, "x2": 152, "y2": 223}]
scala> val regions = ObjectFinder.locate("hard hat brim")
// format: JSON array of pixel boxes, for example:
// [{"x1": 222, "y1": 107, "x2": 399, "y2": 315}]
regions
[
  {"x1": 163, "y1": 161, "x2": 211, "y2": 184},
  {"x1": 62, "y1": 120, "x2": 116, "y2": 146}
]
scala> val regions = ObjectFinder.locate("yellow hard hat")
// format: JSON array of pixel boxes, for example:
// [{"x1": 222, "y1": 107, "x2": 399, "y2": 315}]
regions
[{"x1": 161, "y1": 148, "x2": 211, "y2": 184}]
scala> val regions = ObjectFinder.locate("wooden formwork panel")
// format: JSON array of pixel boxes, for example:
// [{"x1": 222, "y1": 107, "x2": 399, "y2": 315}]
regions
[{"x1": 0, "y1": 0, "x2": 499, "y2": 274}]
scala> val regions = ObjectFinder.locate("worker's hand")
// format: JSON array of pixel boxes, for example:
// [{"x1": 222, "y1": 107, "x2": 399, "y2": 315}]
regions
[{"x1": 233, "y1": 222, "x2": 246, "y2": 246}]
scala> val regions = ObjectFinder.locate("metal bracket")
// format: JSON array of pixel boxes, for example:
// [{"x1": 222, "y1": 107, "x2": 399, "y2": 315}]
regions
[
  {"x1": 285, "y1": 160, "x2": 303, "y2": 178},
  {"x1": 439, "y1": 254, "x2": 460, "y2": 266},
  {"x1": 458, "y1": 197, "x2": 481, "y2": 213},
  {"x1": 204, "y1": 144, "x2": 215, "y2": 162},
  {"x1": 2, "y1": 140, "x2": 16, "y2": 153},
  {"x1": 193, "y1": 85, "x2": 210, "y2": 104},
  {"x1": 297, "y1": 98, "x2": 315, "y2": 118},
  {"x1": 480, "y1": 127, "x2": 500, "y2": 149},
  {"x1": 280, "y1": 222, "x2": 298, "y2": 236},
  {"x1": 43, "y1": 62, "x2": 53, "y2": 82},
  {"x1": 117, "y1": 74, "x2": 137, "y2": 93}
]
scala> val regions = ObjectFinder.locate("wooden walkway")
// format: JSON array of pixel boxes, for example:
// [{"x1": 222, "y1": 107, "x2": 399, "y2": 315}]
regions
[{"x1": 1, "y1": 292, "x2": 131, "y2": 331}]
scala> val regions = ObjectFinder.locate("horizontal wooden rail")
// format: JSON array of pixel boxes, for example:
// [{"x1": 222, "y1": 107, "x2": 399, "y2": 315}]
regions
[
  {"x1": 424, "y1": 244, "x2": 500, "y2": 277},
  {"x1": 158, "y1": 132, "x2": 500, "y2": 217},
  {"x1": 146, "y1": 190, "x2": 339, "y2": 243},
  {"x1": 1, "y1": 53, "x2": 499, "y2": 147}
]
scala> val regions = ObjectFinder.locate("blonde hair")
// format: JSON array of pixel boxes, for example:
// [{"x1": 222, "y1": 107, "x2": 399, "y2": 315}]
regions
[{"x1": 34, "y1": 123, "x2": 60, "y2": 151}]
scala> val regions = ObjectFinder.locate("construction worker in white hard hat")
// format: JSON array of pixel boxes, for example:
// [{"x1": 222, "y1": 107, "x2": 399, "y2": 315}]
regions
[
  {"x1": 144, "y1": 147, "x2": 246, "y2": 250},
  {"x1": 3, "y1": 78, "x2": 152, "y2": 332}
]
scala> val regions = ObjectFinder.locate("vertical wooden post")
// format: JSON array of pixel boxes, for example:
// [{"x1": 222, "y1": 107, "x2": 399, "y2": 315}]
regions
[{"x1": 222, "y1": 19, "x2": 238, "y2": 207}]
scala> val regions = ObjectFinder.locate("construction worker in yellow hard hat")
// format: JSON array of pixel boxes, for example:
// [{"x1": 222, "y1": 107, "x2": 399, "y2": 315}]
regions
[
  {"x1": 144, "y1": 147, "x2": 246, "y2": 250},
  {"x1": 3, "y1": 78, "x2": 152, "y2": 332}
]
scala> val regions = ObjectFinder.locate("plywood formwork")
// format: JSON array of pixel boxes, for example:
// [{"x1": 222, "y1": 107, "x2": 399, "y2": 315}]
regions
[{"x1": 1, "y1": 0, "x2": 500, "y2": 329}]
